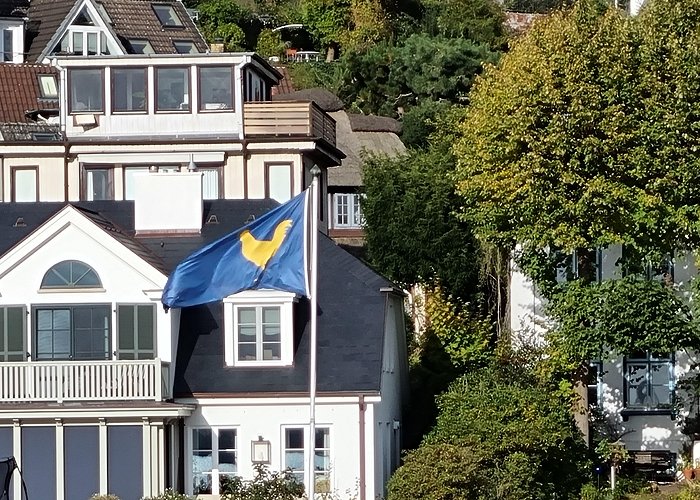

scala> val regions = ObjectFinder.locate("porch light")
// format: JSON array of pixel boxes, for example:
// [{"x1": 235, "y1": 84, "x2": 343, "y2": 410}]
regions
[{"x1": 251, "y1": 436, "x2": 271, "y2": 464}]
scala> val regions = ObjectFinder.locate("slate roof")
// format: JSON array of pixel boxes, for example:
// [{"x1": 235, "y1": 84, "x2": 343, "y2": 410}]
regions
[
  {"x1": 0, "y1": 200, "x2": 395, "y2": 396},
  {"x1": 26, "y1": 0, "x2": 207, "y2": 62},
  {"x1": 0, "y1": 64, "x2": 59, "y2": 124}
]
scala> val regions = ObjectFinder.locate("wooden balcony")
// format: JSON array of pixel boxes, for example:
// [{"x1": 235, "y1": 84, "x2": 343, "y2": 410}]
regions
[
  {"x1": 243, "y1": 101, "x2": 336, "y2": 147},
  {"x1": 0, "y1": 359, "x2": 170, "y2": 403}
]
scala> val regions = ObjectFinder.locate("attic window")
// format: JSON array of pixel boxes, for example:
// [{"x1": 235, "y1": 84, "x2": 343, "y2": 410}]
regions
[
  {"x1": 129, "y1": 39, "x2": 154, "y2": 54},
  {"x1": 38, "y1": 75, "x2": 58, "y2": 99},
  {"x1": 173, "y1": 40, "x2": 197, "y2": 54},
  {"x1": 41, "y1": 260, "x2": 102, "y2": 289},
  {"x1": 152, "y1": 4, "x2": 183, "y2": 27},
  {"x1": 73, "y1": 7, "x2": 95, "y2": 26}
]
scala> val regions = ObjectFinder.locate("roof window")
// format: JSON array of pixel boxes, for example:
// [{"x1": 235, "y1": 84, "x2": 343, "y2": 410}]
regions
[
  {"x1": 152, "y1": 4, "x2": 183, "y2": 27},
  {"x1": 129, "y1": 39, "x2": 154, "y2": 54},
  {"x1": 173, "y1": 40, "x2": 197, "y2": 54},
  {"x1": 32, "y1": 132, "x2": 60, "y2": 142},
  {"x1": 38, "y1": 74, "x2": 58, "y2": 99}
]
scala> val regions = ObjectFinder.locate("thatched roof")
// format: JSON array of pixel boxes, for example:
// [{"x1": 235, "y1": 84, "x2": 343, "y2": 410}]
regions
[
  {"x1": 271, "y1": 88, "x2": 344, "y2": 112},
  {"x1": 347, "y1": 114, "x2": 402, "y2": 134},
  {"x1": 328, "y1": 110, "x2": 405, "y2": 187}
]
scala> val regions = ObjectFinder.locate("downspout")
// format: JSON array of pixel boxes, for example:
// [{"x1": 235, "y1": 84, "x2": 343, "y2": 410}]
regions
[
  {"x1": 52, "y1": 57, "x2": 70, "y2": 202},
  {"x1": 359, "y1": 394, "x2": 366, "y2": 500}
]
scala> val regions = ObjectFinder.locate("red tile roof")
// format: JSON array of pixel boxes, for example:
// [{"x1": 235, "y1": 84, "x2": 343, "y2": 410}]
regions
[
  {"x1": 0, "y1": 64, "x2": 58, "y2": 123},
  {"x1": 272, "y1": 66, "x2": 295, "y2": 96}
]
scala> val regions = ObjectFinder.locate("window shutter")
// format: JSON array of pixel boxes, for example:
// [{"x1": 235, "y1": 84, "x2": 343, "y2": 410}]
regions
[
  {"x1": 117, "y1": 304, "x2": 155, "y2": 360},
  {"x1": 0, "y1": 306, "x2": 26, "y2": 361}
]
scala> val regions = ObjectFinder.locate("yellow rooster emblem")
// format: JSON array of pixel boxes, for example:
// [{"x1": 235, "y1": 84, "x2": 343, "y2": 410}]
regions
[{"x1": 240, "y1": 220, "x2": 293, "y2": 269}]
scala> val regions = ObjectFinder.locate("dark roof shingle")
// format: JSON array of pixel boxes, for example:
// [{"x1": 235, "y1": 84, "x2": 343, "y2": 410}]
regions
[
  {"x1": 26, "y1": 0, "x2": 207, "y2": 62},
  {"x1": 0, "y1": 200, "x2": 396, "y2": 396}
]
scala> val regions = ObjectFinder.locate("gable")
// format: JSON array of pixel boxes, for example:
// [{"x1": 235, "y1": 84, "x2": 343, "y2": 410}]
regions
[{"x1": 0, "y1": 205, "x2": 167, "y2": 302}]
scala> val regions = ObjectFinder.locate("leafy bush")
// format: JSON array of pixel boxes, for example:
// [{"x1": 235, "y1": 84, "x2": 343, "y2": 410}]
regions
[
  {"x1": 389, "y1": 359, "x2": 590, "y2": 499},
  {"x1": 142, "y1": 489, "x2": 192, "y2": 500},
  {"x1": 221, "y1": 464, "x2": 305, "y2": 500}
]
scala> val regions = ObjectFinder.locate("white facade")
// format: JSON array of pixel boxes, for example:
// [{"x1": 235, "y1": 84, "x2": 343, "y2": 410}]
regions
[{"x1": 510, "y1": 245, "x2": 698, "y2": 462}]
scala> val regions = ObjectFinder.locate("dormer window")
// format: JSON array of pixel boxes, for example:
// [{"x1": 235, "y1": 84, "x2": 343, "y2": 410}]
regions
[
  {"x1": 173, "y1": 40, "x2": 197, "y2": 54},
  {"x1": 129, "y1": 39, "x2": 154, "y2": 54},
  {"x1": 38, "y1": 75, "x2": 58, "y2": 99},
  {"x1": 2, "y1": 29, "x2": 13, "y2": 62},
  {"x1": 41, "y1": 260, "x2": 102, "y2": 289},
  {"x1": 223, "y1": 290, "x2": 296, "y2": 367},
  {"x1": 153, "y1": 4, "x2": 183, "y2": 27}
]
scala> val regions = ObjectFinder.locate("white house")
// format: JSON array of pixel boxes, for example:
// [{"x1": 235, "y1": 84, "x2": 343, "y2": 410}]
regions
[{"x1": 511, "y1": 246, "x2": 698, "y2": 479}]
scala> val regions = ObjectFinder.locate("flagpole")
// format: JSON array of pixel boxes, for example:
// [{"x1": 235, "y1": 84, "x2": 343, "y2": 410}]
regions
[{"x1": 308, "y1": 165, "x2": 321, "y2": 499}]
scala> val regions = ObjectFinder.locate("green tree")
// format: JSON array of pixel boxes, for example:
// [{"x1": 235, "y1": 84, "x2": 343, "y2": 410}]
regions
[
  {"x1": 255, "y1": 28, "x2": 285, "y2": 58},
  {"x1": 196, "y1": 0, "x2": 251, "y2": 50},
  {"x1": 421, "y1": 0, "x2": 506, "y2": 48}
]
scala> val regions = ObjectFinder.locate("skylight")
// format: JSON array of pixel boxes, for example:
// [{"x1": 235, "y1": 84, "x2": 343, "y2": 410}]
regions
[
  {"x1": 173, "y1": 40, "x2": 197, "y2": 54},
  {"x1": 38, "y1": 75, "x2": 58, "y2": 99},
  {"x1": 152, "y1": 4, "x2": 183, "y2": 27}
]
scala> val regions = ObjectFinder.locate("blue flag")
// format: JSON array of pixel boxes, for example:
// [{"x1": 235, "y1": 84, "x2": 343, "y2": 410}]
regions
[{"x1": 162, "y1": 191, "x2": 309, "y2": 308}]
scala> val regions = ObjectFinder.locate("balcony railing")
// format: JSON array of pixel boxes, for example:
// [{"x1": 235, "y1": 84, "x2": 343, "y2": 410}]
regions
[
  {"x1": 0, "y1": 359, "x2": 170, "y2": 403},
  {"x1": 243, "y1": 101, "x2": 336, "y2": 147}
]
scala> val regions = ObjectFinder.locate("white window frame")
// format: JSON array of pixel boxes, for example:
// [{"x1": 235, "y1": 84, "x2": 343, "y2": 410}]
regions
[
  {"x1": 223, "y1": 290, "x2": 296, "y2": 367},
  {"x1": 187, "y1": 426, "x2": 238, "y2": 496},
  {"x1": 333, "y1": 193, "x2": 363, "y2": 229},
  {"x1": 281, "y1": 425, "x2": 332, "y2": 495}
]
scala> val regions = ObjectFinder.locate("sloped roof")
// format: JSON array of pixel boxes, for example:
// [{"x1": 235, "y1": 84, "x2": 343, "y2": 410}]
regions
[
  {"x1": 271, "y1": 66, "x2": 295, "y2": 96},
  {"x1": 272, "y1": 87, "x2": 344, "y2": 112},
  {"x1": 0, "y1": 122, "x2": 61, "y2": 141},
  {"x1": 0, "y1": 0, "x2": 28, "y2": 17},
  {"x1": 26, "y1": 0, "x2": 207, "y2": 62},
  {"x1": 329, "y1": 110, "x2": 406, "y2": 187},
  {"x1": 0, "y1": 200, "x2": 396, "y2": 395},
  {"x1": 0, "y1": 64, "x2": 58, "y2": 124}
]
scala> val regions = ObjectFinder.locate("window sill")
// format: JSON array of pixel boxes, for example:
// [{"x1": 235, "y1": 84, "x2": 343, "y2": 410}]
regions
[
  {"x1": 37, "y1": 287, "x2": 106, "y2": 294},
  {"x1": 621, "y1": 408, "x2": 675, "y2": 421},
  {"x1": 228, "y1": 360, "x2": 292, "y2": 368}
]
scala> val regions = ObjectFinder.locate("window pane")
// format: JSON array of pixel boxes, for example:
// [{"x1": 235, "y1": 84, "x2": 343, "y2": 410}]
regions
[
  {"x1": 73, "y1": 306, "x2": 110, "y2": 360},
  {"x1": 70, "y1": 69, "x2": 103, "y2": 112},
  {"x1": 39, "y1": 75, "x2": 58, "y2": 98},
  {"x1": 129, "y1": 40, "x2": 154, "y2": 54},
  {"x1": 113, "y1": 69, "x2": 146, "y2": 112},
  {"x1": 286, "y1": 428, "x2": 304, "y2": 449},
  {"x1": 651, "y1": 364, "x2": 671, "y2": 406},
  {"x1": 72, "y1": 32, "x2": 83, "y2": 54},
  {"x1": 262, "y1": 343, "x2": 280, "y2": 360},
  {"x1": 267, "y1": 165, "x2": 291, "y2": 203},
  {"x1": 193, "y1": 428, "x2": 212, "y2": 450},
  {"x1": 153, "y1": 5, "x2": 182, "y2": 26},
  {"x1": 315, "y1": 428, "x2": 330, "y2": 449},
  {"x1": 238, "y1": 344, "x2": 256, "y2": 361},
  {"x1": 13, "y1": 169, "x2": 37, "y2": 202},
  {"x1": 202, "y1": 169, "x2": 220, "y2": 200},
  {"x1": 86, "y1": 169, "x2": 112, "y2": 201},
  {"x1": 199, "y1": 67, "x2": 233, "y2": 111},
  {"x1": 3, "y1": 29, "x2": 13, "y2": 62},
  {"x1": 238, "y1": 308, "x2": 255, "y2": 324},
  {"x1": 627, "y1": 364, "x2": 647, "y2": 407},
  {"x1": 87, "y1": 32, "x2": 97, "y2": 55},
  {"x1": 174, "y1": 41, "x2": 196, "y2": 54},
  {"x1": 285, "y1": 451, "x2": 304, "y2": 471},
  {"x1": 156, "y1": 68, "x2": 189, "y2": 111}
]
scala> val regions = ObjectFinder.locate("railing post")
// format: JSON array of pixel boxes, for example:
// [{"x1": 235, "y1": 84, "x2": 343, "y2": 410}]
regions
[{"x1": 155, "y1": 359, "x2": 162, "y2": 402}]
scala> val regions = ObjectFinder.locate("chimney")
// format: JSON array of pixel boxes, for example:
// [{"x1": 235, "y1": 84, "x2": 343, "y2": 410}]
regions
[
  {"x1": 210, "y1": 41, "x2": 224, "y2": 53},
  {"x1": 133, "y1": 171, "x2": 203, "y2": 234}
]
